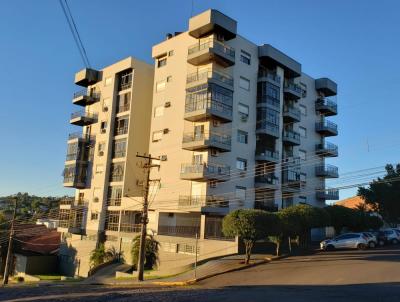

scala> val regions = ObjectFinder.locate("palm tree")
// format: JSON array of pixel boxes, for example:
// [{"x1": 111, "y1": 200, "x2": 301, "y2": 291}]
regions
[
  {"x1": 105, "y1": 246, "x2": 124, "y2": 263},
  {"x1": 89, "y1": 243, "x2": 106, "y2": 268},
  {"x1": 131, "y1": 234, "x2": 160, "y2": 270}
]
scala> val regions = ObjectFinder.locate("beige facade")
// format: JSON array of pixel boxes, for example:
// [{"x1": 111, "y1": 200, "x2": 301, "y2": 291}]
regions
[{"x1": 59, "y1": 9, "x2": 338, "y2": 277}]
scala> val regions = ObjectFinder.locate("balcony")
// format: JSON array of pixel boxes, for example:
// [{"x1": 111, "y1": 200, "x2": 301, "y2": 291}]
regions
[
  {"x1": 283, "y1": 82, "x2": 302, "y2": 100},
  {"x1": 283, "y1": 105, "x2": 301, "y2": 123},
  {"x1": 180, "y1": 163, "x2": 230, "y2": 181},
  {"x1": 258, "y1": 70, "x2": 281, "y2": 86},
  {"x1": 256, "y1": 122, "x2": 280, "y2": 138},
  {"x1": 182, "y1": 132, "x2": 231, "y2": 152},
  {"x1": 283, "y1": 129, "x2": 300, "y2": 145},
  {"x1": 282, "y1": 170, "x2": 301, "y2": 192},
  {"x1": 67, "y1": 132, "x2": 93, "y2": 143},
  {"x1": 59, "y1": 198, "x2": 74, "y2": 209},
  {"x1": 316, "y1": 164, "x2": 339, "y2": 178},
  {"x1": 63, "y1": 163, "x2": 88, "y2": 189},
  {"x1": 315, "y1": 98, "x2": 337, "y2": 116},
  {"x1": 184, "y1": 99, "x2": 232, "y2": 123},
  {"x1": 187, "y1": 39, "x2": 235, "y2": 67},
  {"x1": 186, "y1": 69, "x2": 233, "y2": 91},
  {"x1": 255, "y1": 149, "x2": 279, "y2": 163},
  {"x1": 70, "y1": 110, "x2": 97, "y2": 126},
  {"x1": 316, "y1": 120, "x2": 338, "y2": 136},
  {"x1": 74, "y1": 68, "x2": 100, "y2": 87},
  {"x1": 316, "y1": 142, "x2": 338, "y2": 157},
  {"x1": 257, "y1": 96, "x2": 280, "y2": 111},
  {"x1": 315, "y1": 77, "x2": 337, "y2": 97},
  {"x1": 58, "y1": 209, "x2": 84, "y2": 234},
  {"x1": 72, "y1": 89, "x2": 100, "y2": 106},
  {"x1": 254, "y1": 174, "x2": 279, "y2": 189},
  {"x1": 316, "y1": 189, "x2": 339, "y2": 200},
  {"x1": 178, "y1": 195, "x2": 229, "y2": 214}
]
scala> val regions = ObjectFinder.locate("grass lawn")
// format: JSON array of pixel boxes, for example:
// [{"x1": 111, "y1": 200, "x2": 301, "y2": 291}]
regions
[{"x1": 34, "y1": 274, "x2": 62, "y2": 281}]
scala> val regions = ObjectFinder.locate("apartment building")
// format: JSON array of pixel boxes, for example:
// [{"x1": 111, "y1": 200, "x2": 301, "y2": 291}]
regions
[
  {"x1": 58, "y1": 10, "x2": 339, "y2": 276},
  {"x1": 59, "y1": 57, "x2": 154, "y2": 276},
  {"x1": 147, "y1": 9, "x2": 338, "y2": 270}
]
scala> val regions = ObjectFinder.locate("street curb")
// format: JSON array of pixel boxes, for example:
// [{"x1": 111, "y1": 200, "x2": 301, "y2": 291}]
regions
[{"x1": 151, "y1": 256, "x2": 277, "y2": 286}]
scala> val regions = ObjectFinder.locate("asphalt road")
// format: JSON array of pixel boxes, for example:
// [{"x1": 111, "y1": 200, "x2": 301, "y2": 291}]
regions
[{"x1": 1, "y1": 245, "x2": 400, "y2": 302}]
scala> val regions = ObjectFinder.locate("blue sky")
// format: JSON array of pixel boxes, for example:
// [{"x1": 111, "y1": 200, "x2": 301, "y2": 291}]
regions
[{"x1": 0, "y1": 0, "x2": 399, "y2": 199}]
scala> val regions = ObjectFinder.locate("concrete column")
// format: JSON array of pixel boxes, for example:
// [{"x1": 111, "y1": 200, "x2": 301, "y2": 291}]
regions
[{"x1": 200, "y1": 214, "x2": 206, "y2": 239}]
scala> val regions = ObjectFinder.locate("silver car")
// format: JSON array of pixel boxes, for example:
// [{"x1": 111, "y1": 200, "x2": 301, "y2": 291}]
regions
[
  {"x1": 320, "y1": 233, "x2": 369, "y2": 251},
  {"x1": 383, "y1": 229, "x2": 400, "y2": 244}
]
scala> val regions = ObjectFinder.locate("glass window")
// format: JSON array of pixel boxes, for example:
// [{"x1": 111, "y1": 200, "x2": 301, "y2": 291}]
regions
[
  {"x1": 238, "y1": 103, "x2": 249, "y2": 118},
  {"x1": 154, "y1": 105, "x2": 164, "y2": 117},
  {"x1": 299, "y1": 104, "x2": 307, "y2": 116},
  {"x1": 91, "y1": 212, "x2": 99, "y2": 220},
  {"x1": 117, "y1": 92, "x2": 131, "y2": 113},
  {"x1": 168, "y1": 50, "x2": 174, "y2": 56},
  {"x1": 105, "y1": 76, "x2": 112, "y2": 86},
  {"x1": 299, "y1": 150, "x2": 306, "y2": 161},
  {"x1": 152, "y1": 130, "x2": 163, "y2": 142},
  {"x1": 157, "y1": 57, "x2": 167, "y2": 68},
  {"x1": 257, "y1": 82, "x2": 280, "y2": 109},
  {"x1": 113, "y1": 139, "x2": 127, "y2": 158},
  {"x1": 237, "y1": 130, "x2": 248, "y2": 144},
  {"x1": 109, "y1": 163, "x2": 125, "y2": 182},
  {"x1": 156, "y1": 80, "x2": 166, "y2": 92},
  {"x1": 114, "y1": 116, "x2": 129, "y2": 135},
  {"x1": 100, "y1": 121, "x2": 107, "y2": 132},
  {"x1": 299, "y1": 127, "x2": 307, "y2": 138},
  {"x1": 236, "y1": 158, "x2": 247, "y2": 171},
  {"x1": 235, "y1": 186, "x2": 246, "y2": 201},
  {"x1": 107, "y1": 186, "x2": 123, "y2": 206},
  {"x1": 240, "y1": 50, "x2": 251, "y2": 65},
  {"x1": 118, "y1": 69, "x2": 133, "y2": 91},
  {"x1": 239, "y1": 77, "x2": 250, "y2": 90}
]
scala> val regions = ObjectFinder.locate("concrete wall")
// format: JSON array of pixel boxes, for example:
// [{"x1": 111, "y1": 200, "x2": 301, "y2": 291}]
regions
[{"x1": 15, "y1": 254, "x2": 58, "y2": 275}]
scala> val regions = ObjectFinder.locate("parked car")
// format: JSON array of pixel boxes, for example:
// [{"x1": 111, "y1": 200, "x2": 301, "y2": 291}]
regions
[
  {"x1": 362, "y1": 232, "x2": 378, "y2": 248},
  {"x1": 383, "y1": 229, "x2": 399, "y2": 244},
  {"x1": 371, "y1": 231, "x2": 388, "y2": 246},
  {"x1": 320, "y1": 233, "x2": 369, "y2": 251}
]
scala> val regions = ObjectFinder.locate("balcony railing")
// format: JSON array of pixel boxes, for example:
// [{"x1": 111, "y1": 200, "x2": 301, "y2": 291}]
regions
[
  {"x1": 316, "y1": 164, "x2": 339, "y2": 178},
  {"x1": 255, "y1": 149, "x2": 279, "y2": 162},
  {"x1": 181, "y1": 162, "x2": 230, "y2": 177},
  {"x1": 68, "y1": 132, "x2": 93, "y2": 141},
  {"x1": 188, "y1": 39, "x2": 235, "y2": 58},
  {"x1": 256, "y1": 96, "x2": 280, "y2": 110},
  {"x1": 182, "y1": 132, "x2": 231, "y2": 150},
  {"x1": 315, "y1": 98, "x2": 337, "y2": 116},
  {"x1": 73, "y1": 89, "x2": 100, "y2": 100},
  {"x1": 284, "y1": 82, "x2": 303, "y2": 98},
  {"x1": 178, "y1": 195, "x2": 228, "y2": 208},
  {"x1": 317, "y1": 189, "x2": 339, "y2": 200},
  {"x1": 256, "y1": 122, "x2": 280, "y2": 137},
  {"x1": 107, "y1": 198, "x2": 122, "y2": 206},
  {"x1": 316, "y1": 120, "x2": 338, "y2": 135},
  {"x1": 255, "y1": 174, "x2": 279, "y2": 185},
  {"x1": 283, "y1": 129, "x2": 300, "y2": 145},
  {"x1": 186, "y1": 69, "x2": 233, "y2": 88},
  {"x1": 70, "y1": 110, "x2": 97, "y2": 120},
  {"x1": 283, "y1": 105, "x2": 301, "y2": 121},
  {"x1": 258, "y1": 70, "x2": 281, "y2": 85},
  {"x1": 117, "y1": 103, "x2": 130, "y2": 113},
  {"x1": 316, "y1": 142, "x2": 338, "y2": 156},
  {"x1": 120, "y1": 223, "x2": 141, "y2": 233},
  {"x1": 158, "y1": 225, "x2": 201, "y2": 238},
  {"x1": 59, "y1": 198, "x2": 74, "y2": 205},
  {"x1": 185, "y1": 99, "x2": 232, "y2": 121},
  {"x1": 114, "y1": 126, "x2": 129, "y2": 136}
]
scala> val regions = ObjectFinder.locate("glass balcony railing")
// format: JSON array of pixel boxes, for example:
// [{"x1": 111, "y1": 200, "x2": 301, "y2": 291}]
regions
[
  {"x1": 182, "y1": 132, "x2": 231, "y2": 148},
  {"x1": 188, "y1": 38, "x2": 235, "y2": 59},
  {"x1": 186, "y1": 69, "x2": 233, "y2": 87},
  {"x1": 258, "y1": 70, "x2": 281, "y2": 84}
]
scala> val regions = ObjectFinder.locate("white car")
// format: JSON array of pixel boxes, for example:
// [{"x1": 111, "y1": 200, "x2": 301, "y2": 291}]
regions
[
  {"x1": 320, "y1": 233, "x2": 369, "y2": 251},
  {"x1": 383, "y1": 229, "x2": 400, "y2": 244}
]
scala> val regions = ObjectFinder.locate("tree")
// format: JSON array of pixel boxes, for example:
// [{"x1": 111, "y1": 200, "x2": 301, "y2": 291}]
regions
[
  {"x1": 223, "y1": 209, "x2": 279, "y2": 264},
  {"x1": 131, "y1": 234, "x2": 160, "y2": 270},
  {"x1": 358, "y1": 164, "x2": 400, "y2": 225},
  {"x1": 105, "y1": 246, "x2": 124, "y2": 263},
  {"x1": 89, "y1": 243, "x2": 106, "y2": 268},
  {"x1": 325, "y1": 205, "x2": 355, "y2": 234}
]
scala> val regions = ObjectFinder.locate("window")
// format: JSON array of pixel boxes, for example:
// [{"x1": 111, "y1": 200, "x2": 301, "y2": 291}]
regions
[
  {"x1": 114, "y1": 116, "x2": 129, "y2": 135},
  {"x1": 167, "y1": 76, "x2": 172, "y2": 82},
  {"x1": 235, "y1": 186, "x2": 246, "y2": 202},
  {"x1": 257, "y1": 82, "x2": 280, "y2": 109},
  {"x1": 103, "y1": 98, "x2": 110, "y2": 112},
  {"x1": 154, "y1": 105, "x2": 164, "y2": 117},
  {"x1": 98, "y1": 142, "x2": 105, "y2": 156},
  {"x1": 236, "y1": 158, "x2": 247, "y2": 171},
  {"x1": 298, "y1": 196, "x2": 307, "y2": 204},
  {"x1": 299, "y1": 104, "x2": 307, "y2": 116},
  {"x1": 157, "y1": 57, "x2": 167, "y2": 68},
  {"x1": 237, "y1": 130, "x2": 248, "y2": 144},
  {"x1": 156, "y1": 80, "x2": 166, "y2": 92},
  {"x1": 91, "y1": 212, "x2": 99, "y2": 220},
  {"x1": 105, "y1": 76, "x2": 112, "y2": 86},
  {"x1": 100, "y1": 121, "x2": 107, "y2": 133},
  {"x1": 152, "y1": 130, "x2": 163, "y2": 142},
  {"x1": 238, "y1": 103, "x2": 249, "y2": 119},
  {"x1": 109, "y1": 163, "x2": 125, "y2": 182},
  {"x1": 107, "y1": 186, "x2": 123, "y2": 206},
  {"x1": 239, "y1": 77, "x2": 250, "y2": 90},
  {"x1": 113, "y1": 139, "x2": 127, "y2": 158},
  {"x1": 117, "y1": 92, "x2": 131, "y2": 113},
  {"x1": 168, "y1": 50, "x2": 174, "y2": 56},
  {"x1": 299, "y1": 126, "x2": 307, "y2": 138},
  {"x1": 240, "y1": 50, "x2": 251, "y2": 65},
  {"x1": 95, "y1": 164, "x2": 104, "y2": 174},
  {"x1": 299, "y1": 150, "x2": 306, "y2": 161},
  {"x1": 118, "y1": 69, "x2": 133, "y2": 91}
]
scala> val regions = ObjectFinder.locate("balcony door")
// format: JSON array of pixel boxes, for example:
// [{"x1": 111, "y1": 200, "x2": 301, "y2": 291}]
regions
[{"x1": 194, "y1": 125, "x2": 204, "y2": 140}]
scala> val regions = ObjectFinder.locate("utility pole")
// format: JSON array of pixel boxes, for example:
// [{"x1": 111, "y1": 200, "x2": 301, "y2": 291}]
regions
[
  {"x1": 136, "y1": 153, "x2": 160, "y2": 281},
  {"x1": 3, "y1": 198, "x2": 17, "y2": 285},
  {"x1": 194, "y1": 233, "x2": 198, "y2": 279}
]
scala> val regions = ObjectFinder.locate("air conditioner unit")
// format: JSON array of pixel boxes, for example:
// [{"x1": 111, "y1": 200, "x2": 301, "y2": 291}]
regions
[
  {"x1": 163, "y1": 128, "x2": 170, "y2": 134},
  {"x1": 164, "y1": 101, "x2": 171, "y2": 108},
  {"x1": 93, "y1": 197, "x2": 99, "y2": 203},
  {"x1": 103, "y1": 107, "x2": 108, "y2": 112},
  {"x1": 98, "y1": 151, "x2": 104, "y2": 156},
  {"x1": 160, "y1": 155, "x2": 168, "y2": 161},
  {"x1": 100, "y1": 129, "x2": 106, "y2": 134}
]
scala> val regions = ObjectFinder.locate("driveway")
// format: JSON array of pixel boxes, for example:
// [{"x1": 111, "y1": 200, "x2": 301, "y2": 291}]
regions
[{"x1": 1, "y1": 246, "x2": 400, "y2": 302}]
